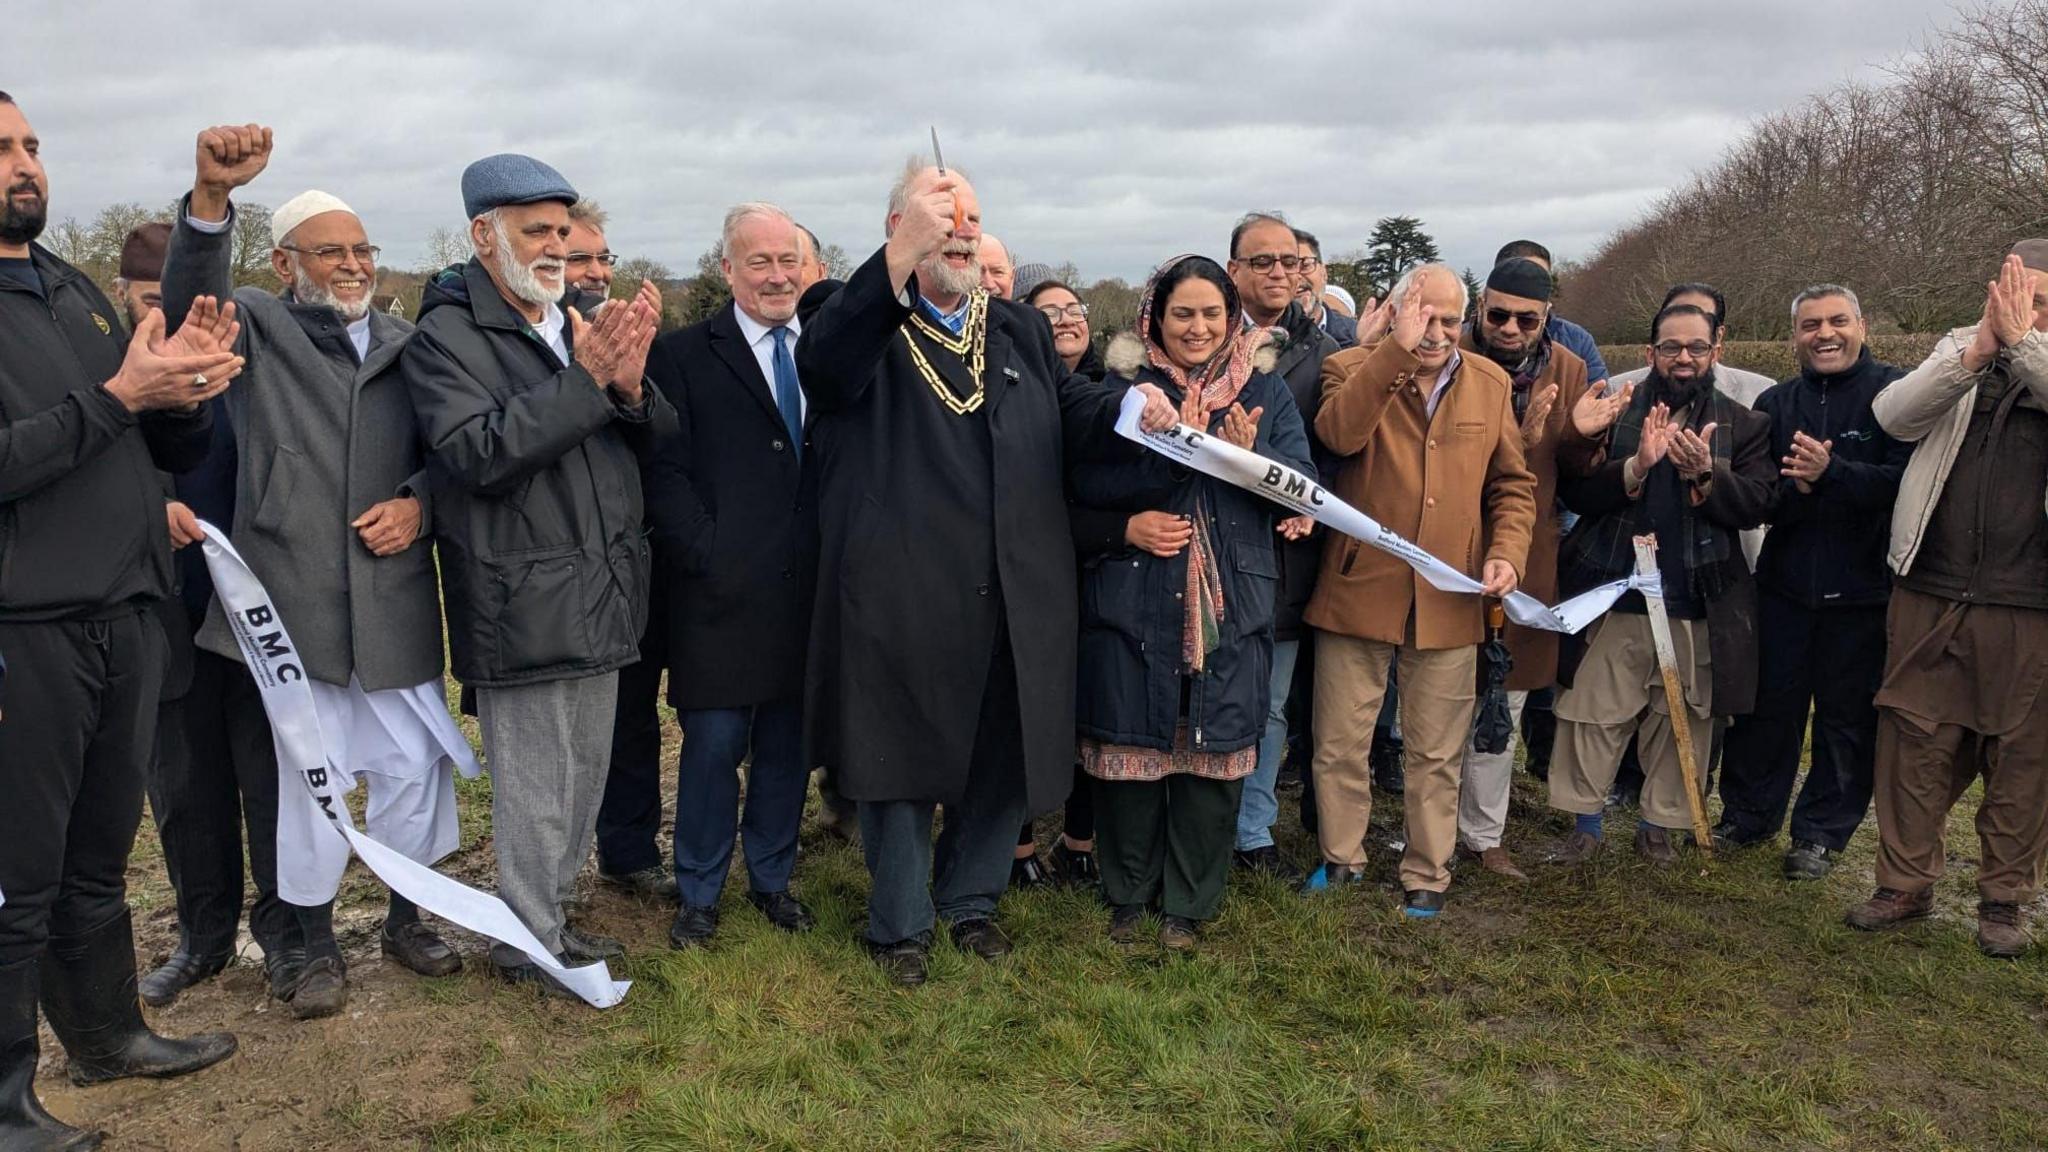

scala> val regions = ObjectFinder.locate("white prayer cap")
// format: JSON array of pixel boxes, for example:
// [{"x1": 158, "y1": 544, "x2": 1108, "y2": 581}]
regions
[
  {"x1": 271, "y1": 190, "x2": 357, "y2": 248},
  {"x1": 1323, "y1": 284, "x2": 1356, "y2": 313}
]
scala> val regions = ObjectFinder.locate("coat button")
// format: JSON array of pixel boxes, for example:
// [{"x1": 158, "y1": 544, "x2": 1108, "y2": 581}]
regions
[
  {"x1": 1425, "y1": 497, "x2": 1437, "y2": 508},
  {"x1": 782, "y1": 568, "x2": 793, "y2": 579},
  {"x1": 772, "y1": 439, "x2": 786, "y2": 452},
  {"x1": 1428, "y1": 439, "x2": 1437, "y2": 449},
  {"x1": 976, "y1": 584, "x2": 991, "y2": 596}
]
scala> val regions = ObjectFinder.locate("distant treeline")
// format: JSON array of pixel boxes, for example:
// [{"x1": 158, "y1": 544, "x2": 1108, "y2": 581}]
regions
[{"x1": 1562, "y1": 1, "x2": 2048, "y2": 344}]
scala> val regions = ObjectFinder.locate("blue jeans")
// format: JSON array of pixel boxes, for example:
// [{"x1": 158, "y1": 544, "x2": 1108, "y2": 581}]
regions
[
  {"x1": 672, "y1": 696, "x2": 807, "y2": 909},
  {"x1": 1236, "y1": 638, "x2": 1300, "y2": 851}
]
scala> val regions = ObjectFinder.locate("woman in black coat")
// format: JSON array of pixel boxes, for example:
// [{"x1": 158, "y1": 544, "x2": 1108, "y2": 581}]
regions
[
  {"x1": 1009, "y1": 278, "x2": 1114, "y2": 888},
  {"x1": 1069, "y1": 256, "x2": 1314, "y2": 949}
]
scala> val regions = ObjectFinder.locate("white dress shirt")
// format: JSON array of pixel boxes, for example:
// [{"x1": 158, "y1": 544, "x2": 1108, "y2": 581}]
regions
[{"x1": 731, "y1": 303, "x2": 806, "y2": 420}]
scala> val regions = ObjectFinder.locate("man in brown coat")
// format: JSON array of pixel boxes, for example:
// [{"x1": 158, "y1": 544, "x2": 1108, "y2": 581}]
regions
[
  {"x1": 1450, "y1": 258, "x2": 1621, "y2": 879},
  {"x1": 1302, "y1": 264, "x2": 1538, "y2": 917}
]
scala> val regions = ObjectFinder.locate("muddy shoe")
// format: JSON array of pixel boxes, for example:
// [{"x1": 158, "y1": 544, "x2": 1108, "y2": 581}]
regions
[
  {"x1": 1158, "y1": 915, "x2": 1199, "y2": 952},
  {"x1": 1473, "y1": 846, "x2": 1528, "y2": 881},
  {"x1": 382, "y1": 922, "x2": 462, "y2": 977},
  {"x1": 1978, "y1": 902, "x2": 2030, "y2": 958},
  {"x1": 139, "y1": 947, "x2": 232, "y2": 1008},
  {"x1": 287, "y1": 956, "x2": 348, "y2": 1020},
  {"x1": 1108, "y1": 904, "x2": 1145, "y2": 944},
  {"x1": 1782, "y1": 840, "x2": 1837, "y2": 882},
  {"x1": 1550, "y1": 830, "x2": 1604, "y2": 866},
  {"x1": 1633, "y1": 824, "x2": 1679, "y2": 868},
  {"x1": 1844, "y1": 887, "x2": 1933, "y2": 932}
]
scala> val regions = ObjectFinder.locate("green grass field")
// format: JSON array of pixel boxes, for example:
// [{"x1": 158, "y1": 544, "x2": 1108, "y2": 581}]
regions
[{"x1": 410, "y1": 771, "x2": 2048, "y2": 1152}]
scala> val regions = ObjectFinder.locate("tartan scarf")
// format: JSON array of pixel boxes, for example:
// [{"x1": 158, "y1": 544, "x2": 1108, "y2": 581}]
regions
[
  {"x1": 1134, "y1": 257, "x2": 1277, "y2": 673},
  {"x1": 1561, "y1": 369, "x2": 1737, "y2": 597}
]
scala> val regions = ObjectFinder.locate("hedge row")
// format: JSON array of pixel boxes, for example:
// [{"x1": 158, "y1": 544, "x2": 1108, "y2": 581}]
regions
[{"x1": 1595, "y1": 334, "x2": 1946, "y2": 383}]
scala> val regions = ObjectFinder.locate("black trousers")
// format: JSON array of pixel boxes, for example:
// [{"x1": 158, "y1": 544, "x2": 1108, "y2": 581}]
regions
[
  {"x1": 1719, "y1": 590, "x2": 1886, "y2": 851},
  {"x1": 0, "y1": 612, "x2": 162, "y2": 966},
  {"x1": 596, "y1": 638, "x2": 666, "y2": 877},
  {"x1": 1018, "y1": 764, "x2": 1096, "y2": 847},
  {"x1": 147, "y1": 647, "x2": 289, "y2": 956}
]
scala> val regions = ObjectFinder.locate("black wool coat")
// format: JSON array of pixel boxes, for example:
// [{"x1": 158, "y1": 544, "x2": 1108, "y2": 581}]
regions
[
  {"x1": 795, "y1": 247, "x2": 1125, "y2": 812},
  {"x1": 643, "y1": 304, "x2": 818, "y2": 710}
]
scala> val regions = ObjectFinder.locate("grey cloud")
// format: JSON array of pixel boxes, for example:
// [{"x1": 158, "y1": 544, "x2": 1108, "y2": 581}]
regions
[{"x1": 16, "y1": 0, "x2": 1951, "y2": 283}]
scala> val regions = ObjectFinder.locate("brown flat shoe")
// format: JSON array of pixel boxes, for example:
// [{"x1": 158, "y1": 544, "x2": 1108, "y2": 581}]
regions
[
  {"x1": 1978, "y1": 901, "x2": 2029, "y2": 958},
  {"x1": 1550, "y1": 830, "x2": 1604, "y2": 866},
  {"x1": 1478, "y1": 846, "x2": 1528, "y2": 881},
  {"x1": 1633, "y1": 824, "x2": 1679, "y2": 868},
  {"x1": 1844, "y1": 886, "x2": 1933, "y2": 932}
]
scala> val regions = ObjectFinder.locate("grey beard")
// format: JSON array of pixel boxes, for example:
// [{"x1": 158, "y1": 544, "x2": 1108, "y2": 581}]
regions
[
  {"x1": 489, "y1": 215, "x2": 564, "y2": 308},
  {"x1": 291, "y1": 263, "x2": 372, "y2": 322},
  {"x1": 917, "y1": 251, "x2": 980, "y2": 299},
  {"x1": 496, "y1": 250, "x2": 561, "y2": 308}
]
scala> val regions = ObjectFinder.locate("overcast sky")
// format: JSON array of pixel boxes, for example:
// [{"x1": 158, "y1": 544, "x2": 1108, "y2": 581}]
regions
[{"x1": 15, "y1": 0, "x2": 1959, "y2": 284}]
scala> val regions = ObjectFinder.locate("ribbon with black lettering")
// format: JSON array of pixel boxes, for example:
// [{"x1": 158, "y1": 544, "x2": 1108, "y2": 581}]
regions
[
  {"x1": 1113, "y1": 390, "x2": 1655, "y2": 633},
  {"x1": 198, "y1": 524, "x2": 629, "y2": 1008}
]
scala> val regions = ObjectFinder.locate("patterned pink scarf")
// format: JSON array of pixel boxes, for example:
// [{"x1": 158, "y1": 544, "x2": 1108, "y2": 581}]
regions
[{"x1": 1133, "y1": 257, "x2": 1278, "y2": 673}]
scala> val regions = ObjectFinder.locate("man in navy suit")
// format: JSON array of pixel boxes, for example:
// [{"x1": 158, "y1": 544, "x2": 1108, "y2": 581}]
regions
[{"x1": 644, "y1": 202, "x2": 819, "y2": 949}]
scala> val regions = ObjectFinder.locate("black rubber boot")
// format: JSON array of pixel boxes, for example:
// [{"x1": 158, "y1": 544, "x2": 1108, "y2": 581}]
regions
[
  {"x1": 38, "y1": 910, "x2": 237, "y2": 1089},
  {"x1": 0, "y1": 956, "x2": 102, "y2": 1151}
]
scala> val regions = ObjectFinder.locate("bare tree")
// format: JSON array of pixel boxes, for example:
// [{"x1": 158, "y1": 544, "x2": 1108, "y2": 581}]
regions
[{"x1": 418, "y1": 225, "x2": 472, "y2": 273}]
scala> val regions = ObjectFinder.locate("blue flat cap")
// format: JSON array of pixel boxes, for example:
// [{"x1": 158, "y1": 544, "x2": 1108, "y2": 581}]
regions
[{"x1": 461, "y1": 153, "x2": 578, "y2": 220}]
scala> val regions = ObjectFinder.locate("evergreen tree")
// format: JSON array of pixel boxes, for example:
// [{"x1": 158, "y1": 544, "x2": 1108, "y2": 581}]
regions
[{"x1": 1360, "y1": 216, "x2": 1441, "y2": 302}]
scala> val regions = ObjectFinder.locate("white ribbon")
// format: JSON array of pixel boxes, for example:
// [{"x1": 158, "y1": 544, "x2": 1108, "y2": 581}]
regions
[
  {"x1": 1112, "y1": 390, "x2": 1657, "y2": 634},
  {"x1": 197, "y1": 523, "x2": 629, "y2": 1008}
]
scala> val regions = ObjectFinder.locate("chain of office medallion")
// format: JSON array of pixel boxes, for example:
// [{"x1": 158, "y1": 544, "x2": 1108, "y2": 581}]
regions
[{"x1": 901, "y1": 290, "x2": 989, "y2": 415}]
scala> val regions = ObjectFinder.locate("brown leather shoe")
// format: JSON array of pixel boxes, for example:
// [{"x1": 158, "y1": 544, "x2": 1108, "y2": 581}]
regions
[
  {"x1": 1633, "y1": 824, "x2": 1679, "y2": 867},
  {"x1": 1978, "y1": 902, "x2": 2029, "y2": 958},
  {"x1": 1550, "y1": 830, "x2": 1604, "y2": 866},
  {"x1": 1477, "y1": 847, "x2": 1528, "y2": 881},
  {"x1": 1844, "y1": 886, "x2": 1933, "y2": 932}
]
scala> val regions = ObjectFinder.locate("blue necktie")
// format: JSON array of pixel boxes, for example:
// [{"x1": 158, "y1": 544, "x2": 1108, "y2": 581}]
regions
[{"x1": 771, "y1": 326, "x2": 802, "y2": 458}]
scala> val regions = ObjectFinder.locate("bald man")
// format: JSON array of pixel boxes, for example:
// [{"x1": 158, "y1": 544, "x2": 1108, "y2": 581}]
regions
[{"x1": 978, "y1": 233, "x2": 1013, "y2": 299}]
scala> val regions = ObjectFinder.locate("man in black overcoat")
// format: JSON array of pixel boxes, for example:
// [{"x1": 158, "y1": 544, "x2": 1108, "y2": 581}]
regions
[
  {"x1": 643, "y1": 202, "x2": 820, "y2": 950},
  {"x1": 795, "y1": 161, "x2": 1172, "y2": 985}
]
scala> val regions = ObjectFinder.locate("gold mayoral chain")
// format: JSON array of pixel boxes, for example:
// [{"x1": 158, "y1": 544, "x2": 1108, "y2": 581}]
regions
[{"x1": 902, "y1": 290, "x2": 990, "y2": 415}]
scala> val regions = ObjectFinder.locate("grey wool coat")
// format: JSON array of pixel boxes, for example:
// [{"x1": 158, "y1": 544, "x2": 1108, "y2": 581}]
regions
[{"x1": 162, "y1": 199, "x2": 445, "y2": 691}]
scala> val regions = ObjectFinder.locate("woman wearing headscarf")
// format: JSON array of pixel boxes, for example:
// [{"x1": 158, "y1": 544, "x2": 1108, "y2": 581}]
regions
[
  {"x1": 1071, "y1": 255, "x2": 1314, "y2": 949},
  {"x1": 1009, "y1": 279, "x2": 1111, "y2": 889}
]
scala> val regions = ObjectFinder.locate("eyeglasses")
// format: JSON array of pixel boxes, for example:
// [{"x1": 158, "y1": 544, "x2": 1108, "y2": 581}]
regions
[
  {"x1": 280, "y1": 244, "x2": 379, "y2": 266},
  {"x1": 1484, "y1": 307, "x2": 1545, "y2": 334},
  {"x1": 1239, "y1": 254, "x2": 1304, "y2": 274},
  {"x1": 567, "y1": 251, "x2": 619, "y2": 267},
  {"x1": 1653, "y1": 340, "x2": 1717, "y2": 360},
  {"x1": 1037, "y1": 303, "x2": 1089, "y2": 323}
]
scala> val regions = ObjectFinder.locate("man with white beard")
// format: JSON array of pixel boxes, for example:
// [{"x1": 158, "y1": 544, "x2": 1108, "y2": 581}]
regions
[
  {"x1": 795, "y1": 159, "x2": 1176, "y2": 985},
  {"x1": 157, "y1": 124, "x2": 478, "y2": 1019},
  {"x1": 404, "y1": 153, "x2": 675, "y2": 998}
]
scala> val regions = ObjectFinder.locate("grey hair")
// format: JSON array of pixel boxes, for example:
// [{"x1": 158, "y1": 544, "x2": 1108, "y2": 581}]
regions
[
  {"x1": 567, "y1": 198, "x2": 607, "y2": 230},
  {"x1": 1791, "y1": 283, "x2": 1861, "y2": 322},
  {"x1": 1387, "y1": 262, "x2": 1468, "y2": 318},
  {"x1": 885, "y1": 154, "x2": 969, "y2": 233},
  {"x1": 720, "y1": 201, "x2": 796, "y2": 259}
]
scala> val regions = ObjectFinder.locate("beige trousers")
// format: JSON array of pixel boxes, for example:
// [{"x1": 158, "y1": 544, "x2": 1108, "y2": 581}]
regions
[
  {"x1": 1311, "y1": 630, "x2": 1477, "y2": 892},
  {"x1": 1548, "y1": 612, "x2": 1712, "y2": 832}
]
